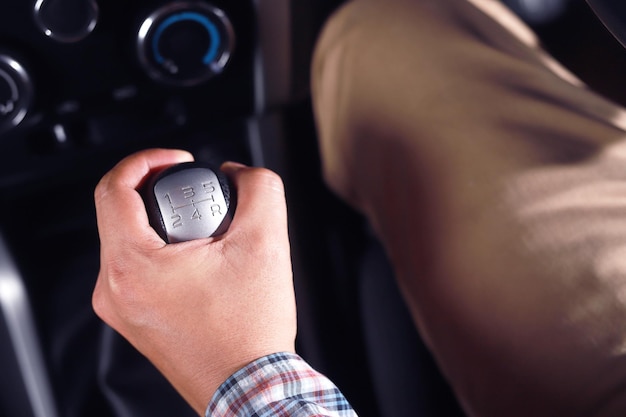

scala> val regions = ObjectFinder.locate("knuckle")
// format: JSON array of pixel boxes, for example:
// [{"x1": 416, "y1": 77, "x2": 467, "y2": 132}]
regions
[
  {"x1": 91, "y1": 284, "x2": 111, "y2": 322},
  {"x1": 93, "y1": 174, "x2": 113, "y2": 205},
  {"x1": 99, "y1": 251, "x2": 144, "y2": 306},
  {"x1": 91, "y1": 273, "x2": 119, "y2": 327},
  {"x1": 91, "y1": 281, "x2": 105, "y2": 316},
  {"x1": 247, "y1": 167, "x2": 284, "y2": 192}
]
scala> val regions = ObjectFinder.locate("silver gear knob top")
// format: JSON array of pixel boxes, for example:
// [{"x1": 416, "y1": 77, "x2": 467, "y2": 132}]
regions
[{"x1": 143, "y1": 161, "x2": 235, "y2": 243}]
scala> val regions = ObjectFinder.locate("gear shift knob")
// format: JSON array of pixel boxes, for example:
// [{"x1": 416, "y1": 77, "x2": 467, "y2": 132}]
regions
[{"x1": 143, "y1": 161, "x2": 235, "y2": 243}]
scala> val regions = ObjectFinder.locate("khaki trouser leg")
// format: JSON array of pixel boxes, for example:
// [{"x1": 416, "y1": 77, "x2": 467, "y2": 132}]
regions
[{"x1": 312, "y1": 0, "x2": 626, "y2": 416}]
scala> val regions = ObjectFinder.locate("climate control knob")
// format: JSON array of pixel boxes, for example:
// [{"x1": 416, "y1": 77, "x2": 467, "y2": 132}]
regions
[
  {"x1": 34, "y1": 0, "x2": 99, "y2": 43},
  {"x1": 0, "y1": 54, "x2": 33, "y2": 134},
  {"x1": 137, "y1": 2, "x2": 235, "y2": 87}
]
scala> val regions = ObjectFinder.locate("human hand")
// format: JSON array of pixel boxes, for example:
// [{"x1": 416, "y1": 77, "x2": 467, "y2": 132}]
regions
[{"x1": 92, "y1": 148, "x2": 297, "y2": 415}]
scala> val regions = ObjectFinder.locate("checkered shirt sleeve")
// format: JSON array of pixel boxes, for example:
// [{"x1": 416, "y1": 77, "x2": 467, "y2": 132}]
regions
[{"x1": 206, "y1": 352, "x2": 358, "y2": 417}]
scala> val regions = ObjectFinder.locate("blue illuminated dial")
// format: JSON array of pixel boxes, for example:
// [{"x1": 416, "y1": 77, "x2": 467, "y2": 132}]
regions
[{"x1": 137, "y1": 3, "x2": 234, "y2": 86}]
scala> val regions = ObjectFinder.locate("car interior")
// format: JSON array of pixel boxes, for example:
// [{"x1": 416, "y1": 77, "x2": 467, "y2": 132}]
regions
[{"x1": 2, "y1": 1, "x2": 626, "y2": 417}]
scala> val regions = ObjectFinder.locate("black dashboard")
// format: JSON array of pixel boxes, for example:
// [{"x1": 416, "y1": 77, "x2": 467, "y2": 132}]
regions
[{"x1": 0, "y1": 0, "x2": 299, "y2": 188}]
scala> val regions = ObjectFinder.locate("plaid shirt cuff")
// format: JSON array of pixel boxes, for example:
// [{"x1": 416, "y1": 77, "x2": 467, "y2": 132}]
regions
[{"x1": 206, "y1": 352, "x2": 358, "y2": 417}]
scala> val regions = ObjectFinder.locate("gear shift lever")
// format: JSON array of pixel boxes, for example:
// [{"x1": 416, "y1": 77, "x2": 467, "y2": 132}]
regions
[{"x1": 143, "y1": 162, "x2": 235, "y2": 243}]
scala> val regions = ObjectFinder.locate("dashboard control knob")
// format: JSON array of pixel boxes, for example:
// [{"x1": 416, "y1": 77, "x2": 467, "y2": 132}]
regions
[
  {"x1": 0, "y1": 54, "x2": 33, "y2": 134},
  {"x1": 137, "y1": 2, "x2": 235, "y2": 87},
  {"x1": 34, "y1": 0, "x2": 99, "y2": 42}
]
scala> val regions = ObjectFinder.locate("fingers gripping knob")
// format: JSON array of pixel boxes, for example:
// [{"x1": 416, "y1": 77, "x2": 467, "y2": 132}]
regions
[{"x1": 143, "y1": 162, "x2": 235, "y2": 243}]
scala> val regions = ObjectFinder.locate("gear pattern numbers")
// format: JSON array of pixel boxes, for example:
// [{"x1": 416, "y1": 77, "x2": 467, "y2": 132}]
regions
[{"x1": 154, "y1": 167, "x2": 228, "y2": 242}]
